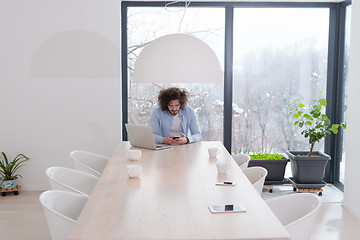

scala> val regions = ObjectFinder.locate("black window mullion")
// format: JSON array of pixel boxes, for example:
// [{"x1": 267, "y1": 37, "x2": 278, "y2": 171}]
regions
[
  {"x1": 333, "y1": 4, "x2": 347, "y2": 191},
  {"x1": 324, "y1": 4, "x2": 346, "y2": 186},
  {"x1": 223, "y1": 5, "x2": 233, "y2": 153},
  {"x1": 121, "y1": 2, "x2": 128, "y2": 141},
  {"x1": 333, "y1": 4, "x2": 346, "y2": 189}
]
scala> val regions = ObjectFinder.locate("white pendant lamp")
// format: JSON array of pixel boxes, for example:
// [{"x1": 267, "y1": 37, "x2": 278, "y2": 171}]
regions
[{"x1": 132, "y1": 33, "x2": 223, "y2": 83}]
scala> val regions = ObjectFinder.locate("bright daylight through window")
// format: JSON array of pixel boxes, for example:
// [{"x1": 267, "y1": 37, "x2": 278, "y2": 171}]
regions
[
  {"x1": 232, "y1": 8, "x2": 329, "y2": 154},
  {"x1": 127, "y1": 7, "x2": 225, "y2": 141},
  {"x1": 126, "y1": 5, "x2": 330, "y2": 154}
]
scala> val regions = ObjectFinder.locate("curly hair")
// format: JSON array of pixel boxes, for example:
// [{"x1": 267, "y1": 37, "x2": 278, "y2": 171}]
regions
[{"x1": 158, "y1": 87, "x2": 189, "y2": 111}]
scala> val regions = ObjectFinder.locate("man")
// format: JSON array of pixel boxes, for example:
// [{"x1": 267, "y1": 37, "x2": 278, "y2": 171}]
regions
[{"x1": 149, "y1": 87, "x2": 202, "y2": 145}]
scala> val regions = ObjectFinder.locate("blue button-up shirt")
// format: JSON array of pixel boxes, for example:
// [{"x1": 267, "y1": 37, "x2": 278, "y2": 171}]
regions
[{"x1": 149, "y1": 106, "x2": 202, "y2": 144}]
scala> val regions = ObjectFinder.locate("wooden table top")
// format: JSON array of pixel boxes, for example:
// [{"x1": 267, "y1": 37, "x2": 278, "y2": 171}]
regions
[{"x1": 67, "y1": 141, "x2": 290, "y2": 240}]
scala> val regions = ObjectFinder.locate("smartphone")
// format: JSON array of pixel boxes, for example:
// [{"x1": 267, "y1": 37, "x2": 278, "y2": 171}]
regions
[
  {"x1": 208, "y1": 204, "x2": 246, "y2": 213},
  {"x1": 172, "y1": 137, "x2": 180, "y2": 139},
  {"x1": 216, "y1": 181, "x2": 236, "y2": 186}
]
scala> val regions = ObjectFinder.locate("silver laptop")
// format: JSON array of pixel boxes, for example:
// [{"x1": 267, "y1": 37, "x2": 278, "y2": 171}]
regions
[{"x1": 125, "y1": 124, "x2": 172, "y2": 150}]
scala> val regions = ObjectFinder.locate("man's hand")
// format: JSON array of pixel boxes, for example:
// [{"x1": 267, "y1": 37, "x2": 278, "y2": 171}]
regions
[
  {"x1": 163, "y1": 133, "x2": 188, "y2": 145},
  {"x1": 173, "y1": 133, "x2": 188, "y2": 145},
  {"x1": 163, "y1": 136, "x2": 175, "y2": 145}
]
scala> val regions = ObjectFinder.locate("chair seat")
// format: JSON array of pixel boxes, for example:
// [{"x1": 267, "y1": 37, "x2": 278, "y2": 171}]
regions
[
  {"x1": 46, "y1": 166, "x2": 98, "y2": 197},
  {"x1": 232, "y1": 153, "x2": 251, "y2": 169},
  {"x1": 39, "y1": 190, "x2": 88, "y2": 240},
  {"x1": 265, "y1": 193, "x2": 321, "y2": 240},
  {"x1": 242, "y1": 166, "x2": 268, "y2": 195},
  {"x1": 70, "y1": 150, "x2": 110, "y2": 177}
]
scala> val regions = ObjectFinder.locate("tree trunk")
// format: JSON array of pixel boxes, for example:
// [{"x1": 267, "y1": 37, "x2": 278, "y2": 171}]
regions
[{"x1": 309, "y1": 143, "x2": 315, "y2": 156}]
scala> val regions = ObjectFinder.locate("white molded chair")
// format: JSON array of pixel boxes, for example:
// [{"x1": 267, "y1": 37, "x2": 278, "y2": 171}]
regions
[
  {"x1": 232, "y1": 153, "x2": 251, "y2": 170},
  {"x1": 242, "y1": 166, "x2": 268, "y2": 195},
  {"x1": 39, "y1": 190, "x2": 88, "y2": 240},
  {"x1": 265, "y1": 193, "x2": 321, "y2": 240},
  {"x1": 70, "y1": 150, "x2": 110, "y2": 177},
  {"x1": 46, "y1": 166, "x2": 98, "y2": 197}
]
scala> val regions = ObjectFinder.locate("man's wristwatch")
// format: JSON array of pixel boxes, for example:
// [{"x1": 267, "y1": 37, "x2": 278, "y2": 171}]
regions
[{"x1": 185, "y1": 137, "x2": 189, "y2": 144}]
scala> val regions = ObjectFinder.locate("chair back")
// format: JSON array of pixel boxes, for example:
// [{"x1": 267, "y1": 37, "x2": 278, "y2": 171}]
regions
[
  {"x1": 265, "y1": 193, "x2": 321, "y2": 240},
  {"x1": 70, "y1": 150, "x2": 110, "y2": 177},
  {"x1": 39, "y1": 190, "x2": 88, "y2": 240},
  {"x1": 232, "y1": 153, "x2": 251, "y2": 170},
  {"x1": 46, "y1": 166, "x2": 98, "y2": 197},
  {"x1": 242, "y1": 166, "x2": 268, "y2": 195}
]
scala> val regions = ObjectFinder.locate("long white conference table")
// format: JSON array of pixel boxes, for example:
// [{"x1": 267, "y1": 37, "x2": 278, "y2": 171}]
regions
[{"x1": 67, "y1": 141, "x2": 291, "y2": 240}]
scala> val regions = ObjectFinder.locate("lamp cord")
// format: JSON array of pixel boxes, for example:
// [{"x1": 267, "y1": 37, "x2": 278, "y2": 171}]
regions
[{"x1": 165, "y1": 1, "x2": 191, "y2": 32}]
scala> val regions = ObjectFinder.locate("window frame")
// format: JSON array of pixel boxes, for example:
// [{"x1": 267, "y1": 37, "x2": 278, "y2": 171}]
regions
[
  {"x1": 325, "y1": 0, "x2": 351, "y2": 190},
  {"x1": 121, "y1": 1, "x2": 351, "y2": 187}
]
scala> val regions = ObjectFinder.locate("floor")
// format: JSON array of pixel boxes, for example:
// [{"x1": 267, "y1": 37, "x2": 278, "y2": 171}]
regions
[
  {"x1": 0, "y1": 190, "x2": 51, "y2": 240},
  {"x1": 1, "y1": 186, "x2": 360, "y2": 240},
  {"x1": 262, "y1": 184, "x2": 360, "y2": 240}
]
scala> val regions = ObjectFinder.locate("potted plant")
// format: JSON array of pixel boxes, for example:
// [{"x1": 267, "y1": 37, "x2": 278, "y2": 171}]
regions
[
  {"x1": 0, "y1": 152, "x2": 30, "y2": 190},
  {"x1": 288, "y1": 95, "x2": 346, "y2": 184},
  {"x1": 248, "y1": 152, "x2": 289, "y2": 185}
]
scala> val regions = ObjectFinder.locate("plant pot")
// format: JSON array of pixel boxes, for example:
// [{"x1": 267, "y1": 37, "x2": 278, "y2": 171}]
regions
[
  {"x1": 286, "y1": 150, "x2": 330, "y2": 184},
  {"x1": 248, "y1": 158, "x2": 289, "y2": 184},
  {"x1": 1, "y1": 178, "x2": 18, "y2": 189}
]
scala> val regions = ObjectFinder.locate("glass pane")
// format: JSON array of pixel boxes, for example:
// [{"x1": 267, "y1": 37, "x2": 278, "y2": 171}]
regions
[
  {"x1": 340, "y1": 5, "x2": 351, "y2": 184},
  {"x1": 127, "y1": 7, "x2": 225, "y2": 141},
  {"x1": 232, "y1": 8, "x2": 329, "y2": 154}
]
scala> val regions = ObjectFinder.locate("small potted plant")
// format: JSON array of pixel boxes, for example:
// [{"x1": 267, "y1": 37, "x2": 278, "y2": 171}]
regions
[
  {"x1": 248, "y1": 152, "x2": 289, "y2": 184},
  {"x1": 0, "y1": 152, "x2": 30, "y2": 191},
  {"x1": 288, "y1": 94, "x2": 346, "y2": 184}
]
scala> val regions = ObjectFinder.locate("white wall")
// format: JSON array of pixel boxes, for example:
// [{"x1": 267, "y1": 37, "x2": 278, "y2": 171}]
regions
[
  {"x1": 343, "y1": 1, "x2": 360, "y2": 218},
  {"x1": 0, "y1": 0, "x2": 121, "y2": 190},
  {"x1": 0, "y1": 0, "x2": 358, "y2": 205}
]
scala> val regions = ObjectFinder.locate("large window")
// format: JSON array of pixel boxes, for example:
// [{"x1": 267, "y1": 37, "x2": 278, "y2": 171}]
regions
[
  {"x1": 127, "y1": 6, "x2": 225, "y2": 141},
  {"x1": 232, "y1": 8, "x2": 329, "y2": 153},
  {"x1": 122, "y1": 1, "x2": 350, "y2": 185}
]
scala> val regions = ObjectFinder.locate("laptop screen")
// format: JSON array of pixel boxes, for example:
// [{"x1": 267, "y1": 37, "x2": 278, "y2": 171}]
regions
[{"x1": 125, "y1": 124, "x2": 172, "y2": 150}]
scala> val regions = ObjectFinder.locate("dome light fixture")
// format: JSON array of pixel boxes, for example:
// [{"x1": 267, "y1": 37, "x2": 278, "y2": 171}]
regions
[{"x1": 132, "y1": 33, "x2": 223, "y2": 83}]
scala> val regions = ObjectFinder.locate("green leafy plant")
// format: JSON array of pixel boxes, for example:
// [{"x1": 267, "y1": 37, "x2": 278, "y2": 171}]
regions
[
  {"x1": 248, "y1": 152, "x2": 285, "y2": 160},
  {"x1": 0, "y1": 152, "x2": 30, "y2": 181},
  {"x1": 290, "y1": 95, "x2": 346, "y2": 156}
]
